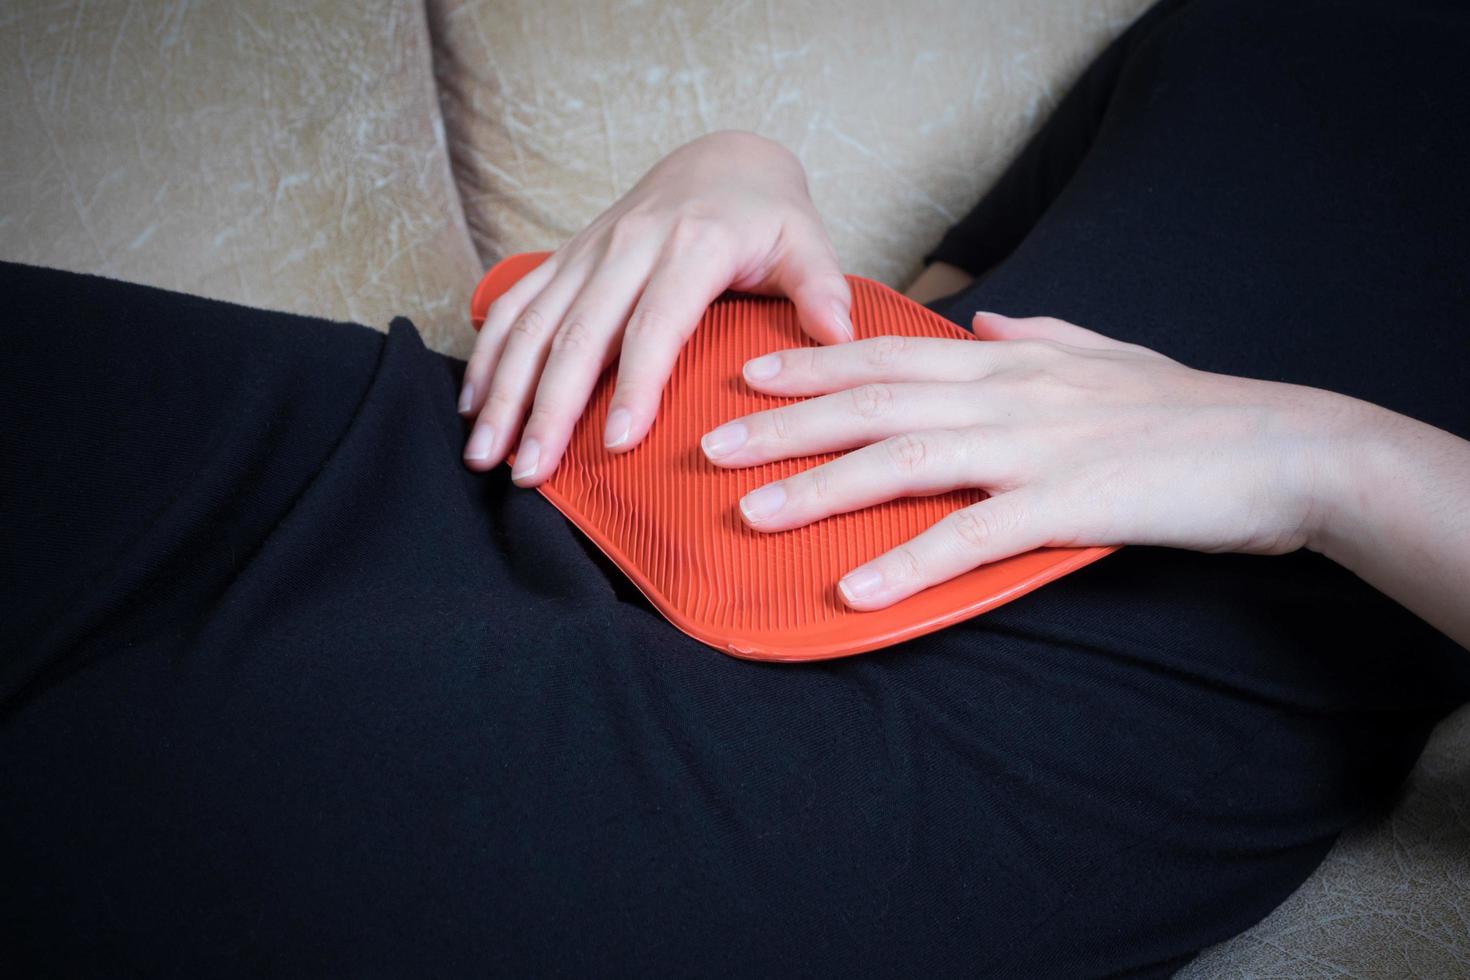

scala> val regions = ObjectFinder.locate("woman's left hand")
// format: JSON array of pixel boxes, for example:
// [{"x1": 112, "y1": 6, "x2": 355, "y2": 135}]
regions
[{"x1": 701, "y1": 311, "x2": 1364, "y2": 610}]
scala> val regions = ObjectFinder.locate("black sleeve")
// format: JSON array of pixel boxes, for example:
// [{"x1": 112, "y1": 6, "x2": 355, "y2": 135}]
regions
[{"x1": 923, "y1": 0, "x2": 1194, "y2": 276}]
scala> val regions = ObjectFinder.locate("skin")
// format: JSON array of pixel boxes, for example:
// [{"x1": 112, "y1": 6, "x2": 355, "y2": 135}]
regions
[
  {"x1": 459, "y1": 131, "x2": 1470, "y2": 651},
  {"x1": 903, "y1": 260, "x2": 975, "y2": 305},
  {"x1": 458, "y1": 131, "x2": 851, "y2": 483}
]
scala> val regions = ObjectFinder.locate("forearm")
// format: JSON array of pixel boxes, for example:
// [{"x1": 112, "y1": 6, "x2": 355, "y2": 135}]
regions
[
  {"x1": 1310, "y1": 400, "x2": 1470, "y2": 651},
  {"x1": 902, "y1": 261, "x2": 974, "y2": 304}
]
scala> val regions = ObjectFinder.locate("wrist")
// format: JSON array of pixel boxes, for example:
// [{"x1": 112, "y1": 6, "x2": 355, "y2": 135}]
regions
[{"x1": 1300, "y1": 393, "x2": 1405, "y2": 564}]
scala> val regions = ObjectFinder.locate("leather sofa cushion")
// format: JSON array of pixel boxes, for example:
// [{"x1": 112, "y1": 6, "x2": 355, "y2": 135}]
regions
[
  {"x1": 0, "y1": 0, "x2": 480, "y2": 356},
  {"x1": 429, "y1": 0, "x2": 1156, "y2": 288}
]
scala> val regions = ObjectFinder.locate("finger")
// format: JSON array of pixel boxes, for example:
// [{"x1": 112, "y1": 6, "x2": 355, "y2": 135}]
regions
[
  {"x1": 701, "y1": 381, "x2": 991, "y2": 467},
  {"x1": 972, "y1": 311, "x2": 1170, "y2": 360},
  {"x1": 462, "y1": 268, "x2": 586, "y2": 470},
  {"x1": 739, "y1": 334, "x2": 1024, "y2": 397},
  {"x1": 509, "y1": 250, "x2": 656, "y2": 485},
  {"x1": 458, "y1": 256, "x2": 559, "y2": 418},
  {"x1": 602, "y1": 234, "x2": 736, "y2": 453},
  {"x1": 769, "y1": 222, "x2": 853, "y2": 344},
  {"x1": 837, "y1": 491, "x2": 1049, "y2": 610},
  {"x1": 735, "y1": 427, "x2": 1020, "y2": 533}
]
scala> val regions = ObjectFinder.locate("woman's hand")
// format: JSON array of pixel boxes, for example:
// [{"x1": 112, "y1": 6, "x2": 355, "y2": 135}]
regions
[
  {"x1": 458, "y1": 130, "x2": 853, "y2": 485},
  {"x1": 702, "y1": 311, "x2": 1367, "y2": 610}
]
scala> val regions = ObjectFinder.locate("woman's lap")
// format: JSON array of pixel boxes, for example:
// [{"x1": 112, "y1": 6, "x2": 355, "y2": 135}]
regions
[{"x1": 5, "y1": 0, "x2": 1470, "y2": 976}]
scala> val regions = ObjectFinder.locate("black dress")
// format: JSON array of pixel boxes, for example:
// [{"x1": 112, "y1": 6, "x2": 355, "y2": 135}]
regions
[{"x1": 4, "y1": 0, "x2": 1468, "y2": 975}]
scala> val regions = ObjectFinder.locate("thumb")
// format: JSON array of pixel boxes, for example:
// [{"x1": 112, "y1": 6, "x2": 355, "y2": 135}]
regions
[
  {"x1": 772, "y1": 227, "x2": 853, "y2": 345},
  {"x1": 974, "y1": 311, "x2": 1175, "y2": 361},
  {"x1": 971, "y1": 311, "x2": 1138, "y2": 352}
]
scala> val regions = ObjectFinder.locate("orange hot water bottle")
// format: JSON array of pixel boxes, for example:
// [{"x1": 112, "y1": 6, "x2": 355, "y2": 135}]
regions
[{"x1": 470, "y1": 253, "x2": 1117, "y2": 661}]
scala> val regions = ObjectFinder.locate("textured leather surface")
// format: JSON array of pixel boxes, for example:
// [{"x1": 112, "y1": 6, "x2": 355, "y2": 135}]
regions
[
  {"x1": 0, "y1": 0, "x2": 481, "y2": 356},
  {"x1": 427, "y1": 0, "x2": 1159, "y2": 287}
]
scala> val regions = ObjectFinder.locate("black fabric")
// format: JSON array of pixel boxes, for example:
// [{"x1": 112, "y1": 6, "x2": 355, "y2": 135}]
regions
[
  {"x1": 923, "y1": 0, "x2": 1197, "y2": 279},
  {"x1": 4, "y1": 0, "x2": 1469, "y2": 975}
]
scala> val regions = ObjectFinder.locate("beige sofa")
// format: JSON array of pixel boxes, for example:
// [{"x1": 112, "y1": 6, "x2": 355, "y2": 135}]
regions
[{"x1": 3, "y1": 1, "x2": 1467, "y2": 973}]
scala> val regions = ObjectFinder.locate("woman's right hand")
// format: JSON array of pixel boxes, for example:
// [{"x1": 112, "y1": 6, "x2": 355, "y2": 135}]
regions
[{"x1": 458, "y1": 130, "x2": 854, "y2": 486}]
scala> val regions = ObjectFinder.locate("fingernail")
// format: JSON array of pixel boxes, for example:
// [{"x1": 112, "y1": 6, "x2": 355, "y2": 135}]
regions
[
  {"x1": 743, "y1": 354, "x2": 781, "y2": 382},
  {"x1": 739, "y1": 483, "x2": 786, "y2": 523},
  {"x1": 511, "y1": 438, "x2": 541, "y2": 481},
  {"x1": 839, "y1": 566, "x2": 883, "y2": 603},
  {"x1": 974, "y1": 310, "x2": 1002, "y2": 320},
  {"x1": 604, "y1": 407, "x2": 632, "y2": 449},
  {"x1": 457, "y1": 382, "x2": 475, "y2": 415},
  {"x1": 700, "y1": 422, "x2": 748, "y2": 459},
  {"x1": 464, "y1": 423, "x2": 495, "y2": 461},
  {"x1": 834, "y1": 303, "x2": 854, "y2": 341}
]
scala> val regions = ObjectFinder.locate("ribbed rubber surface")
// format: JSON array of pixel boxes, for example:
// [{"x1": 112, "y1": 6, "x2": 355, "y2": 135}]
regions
[{"x1": 471, "y1": 253, "x2": 1117, "y2": 661}]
